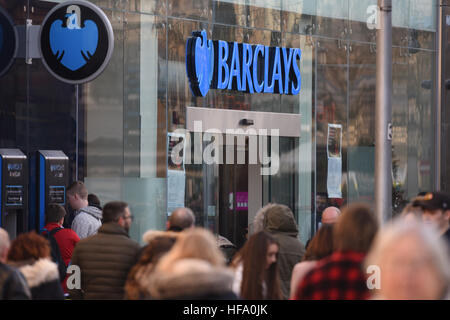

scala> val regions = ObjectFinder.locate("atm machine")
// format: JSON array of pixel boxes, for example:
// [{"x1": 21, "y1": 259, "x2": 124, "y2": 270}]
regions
[
  {"x1": 35, "y1": 150, "x2": 69, "y2": 232},
  {"x1": 0, "y1": 149, "x2": 28, "y2": 239}
]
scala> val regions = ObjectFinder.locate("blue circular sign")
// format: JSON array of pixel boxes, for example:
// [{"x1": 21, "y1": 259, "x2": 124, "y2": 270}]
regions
[
  {"x1": 0, "y1": 7, "x2": 18, "y2": 78},
  {"x1": 39, "y1": 0, "x2": 114, "y2": 84}
]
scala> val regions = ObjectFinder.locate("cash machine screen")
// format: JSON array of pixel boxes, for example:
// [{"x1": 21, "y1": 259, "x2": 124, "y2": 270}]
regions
[
  {"x1": 5, "y1": 186, "x2": 23, "y2": 206},
  {"x1": 48, "y1": 186, "x2": 65, "y2": 204},
  {"x1": 4, "y1": 163, "x2": 25, "y2": 206},
  {"x1": 47, "y1": 162, "x2": 66, "y2": 205}
]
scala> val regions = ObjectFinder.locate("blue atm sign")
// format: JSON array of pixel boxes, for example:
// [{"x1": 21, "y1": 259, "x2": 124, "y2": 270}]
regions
[{"x1": 186, "y1": 30, "x2": 301, "y2": 97}]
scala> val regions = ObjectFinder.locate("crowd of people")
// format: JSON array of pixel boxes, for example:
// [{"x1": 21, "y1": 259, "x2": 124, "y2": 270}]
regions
[{"x1": 0, "y1": 180, "x2": 449, "y2": 300}]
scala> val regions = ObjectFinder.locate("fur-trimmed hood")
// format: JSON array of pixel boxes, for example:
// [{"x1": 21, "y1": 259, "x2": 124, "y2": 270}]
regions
[
  {"x1": 145, "y1": 259, "x2": 234, "y2": 299},
  {"x1": 217, "y1": 235, "x2": 236, "y2": 248},
  {"x1": 142, "y1": 230, "x2": 179, "y2": 244},
  {"x1": 10, "y1": 258, "x2": 59, "y2": 289}
]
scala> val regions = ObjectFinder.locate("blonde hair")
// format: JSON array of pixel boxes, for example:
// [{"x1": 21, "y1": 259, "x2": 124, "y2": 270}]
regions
[
  {"x1": 66, "y1": 181, "x2": 88, "y2": 200},
  {"x1": 156, "y1": 228, "x2": 225, "y2": 272},
  {"x1": 365, "y1": 218, "x2": 450, "y2": 296}
]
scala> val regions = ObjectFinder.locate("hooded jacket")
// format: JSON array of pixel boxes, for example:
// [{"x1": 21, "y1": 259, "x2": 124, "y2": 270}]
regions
[
  {"x1": 135, "y1": 229, "x2": 179, "y2": 261},
  {"x1": 71, "y1": 206, "x2": 102, "y2": 239},
  {"x1": 68, "y1": 222, "x2": 140, "y2": 300},
  {"x1": 147, "y1": 259, "x2": 237, "y2": 300},
  {"x1": 216, "y1": 235, "x2": 237, "y2": 265},
  {"x1": 142, "y1": 230, "x2": 179, "y2": 244},
  {"x1": 263, "y1": 207, "x2": 305, "y2": 300},
  {"x1": 9, "y1": 259, "x2": 64, "y2": 300}
]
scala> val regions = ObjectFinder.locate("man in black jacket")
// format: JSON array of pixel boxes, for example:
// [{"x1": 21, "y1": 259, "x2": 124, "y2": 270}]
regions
[{"x1": 0, "y1": 228, "x2": 30, "y2": 300}]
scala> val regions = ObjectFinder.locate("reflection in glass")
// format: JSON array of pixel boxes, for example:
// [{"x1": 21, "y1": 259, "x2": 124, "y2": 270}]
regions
[{"x1": 0, "y1": 0, "x2": 439, "y2": 244}]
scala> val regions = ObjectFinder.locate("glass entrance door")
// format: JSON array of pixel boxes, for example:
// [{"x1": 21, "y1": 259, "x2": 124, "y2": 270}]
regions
[
  {"x1": 218, "y1": 142, "x2": 249, "y2": 249},
  {"x1": 184, "y1": 128, "x2": 302, "y2": 248}
]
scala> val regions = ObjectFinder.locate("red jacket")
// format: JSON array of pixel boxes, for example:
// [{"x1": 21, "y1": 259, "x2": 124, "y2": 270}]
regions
[{"x1": 43, "y1": 223, "x2": 80, "y2": 267}]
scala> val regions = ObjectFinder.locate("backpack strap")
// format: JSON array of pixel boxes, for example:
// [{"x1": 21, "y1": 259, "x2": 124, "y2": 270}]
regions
[
  {"x1": 49, "y1": 227, "x2": 63, "y2": 237},
  {"x1": 46, "y1": 227, "x2": 68, "y2": 275}
]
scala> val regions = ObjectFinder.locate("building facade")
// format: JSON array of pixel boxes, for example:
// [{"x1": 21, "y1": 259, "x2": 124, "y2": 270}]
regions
[{"x1": 0, "y1": 0, "x2": 439, "y2": 245}]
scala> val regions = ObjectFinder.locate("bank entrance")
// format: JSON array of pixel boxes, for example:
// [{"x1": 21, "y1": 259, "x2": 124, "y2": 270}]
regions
[{"x1": 184, "y1": 107, "x2": 302, "y2": 249}]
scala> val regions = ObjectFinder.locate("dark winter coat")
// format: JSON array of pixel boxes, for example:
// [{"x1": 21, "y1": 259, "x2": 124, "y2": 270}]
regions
[
  {"x1": 147, "y1": 258, "x2": 238, "y2": 300},
  {"x1": 9, "y1": 259, "x2": 64, "y2": 300},
  {"x1": 68, "y1": 222, "x2": 140, "y2": 300},
  {"x1": 0, "y1": 262, "x2": 31, "y2": 300},
  {"x1": 263, "y1": 208, "x2": 305, "y2": 299}
]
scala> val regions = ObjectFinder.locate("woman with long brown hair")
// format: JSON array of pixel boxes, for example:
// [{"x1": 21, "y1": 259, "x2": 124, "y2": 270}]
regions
[{"x1": 231, "y1": 231, "x2": 282, "y2": 300}]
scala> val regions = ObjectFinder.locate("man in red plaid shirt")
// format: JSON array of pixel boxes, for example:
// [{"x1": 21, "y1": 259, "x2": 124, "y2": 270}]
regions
[{"x1": 293, "y1": 204, "x2": 379, "y2": 300}]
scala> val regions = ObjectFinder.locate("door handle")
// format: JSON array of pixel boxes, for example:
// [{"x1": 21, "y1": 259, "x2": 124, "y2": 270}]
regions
[{"x1": 239, "y1": 119, "x2": 254, "y2": 126}]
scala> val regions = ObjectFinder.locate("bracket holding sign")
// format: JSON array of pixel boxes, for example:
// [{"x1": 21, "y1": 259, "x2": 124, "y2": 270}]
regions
[{"x1": 16, "y1": 20, "x2": 42, "y2": 64}]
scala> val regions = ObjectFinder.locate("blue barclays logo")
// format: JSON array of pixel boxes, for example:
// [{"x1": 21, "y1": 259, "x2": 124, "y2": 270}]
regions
[
  {"x1": 186, "y1": 30, "x2": 214, "y2": 97},
  {"x1": 186, "y1": 30, "x2": 302, "y2": 97},
  {"x1": 49, "y1": 5, "x2": 98, "y2": 71}
]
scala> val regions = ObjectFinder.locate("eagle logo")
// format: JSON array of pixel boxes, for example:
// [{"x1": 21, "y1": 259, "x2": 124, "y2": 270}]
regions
[
  {"x1": 49, "y1": 5, "x2": 99, "y2": 71},
  {"x1": 186, "y1": 30, "x2": 214, "y2": 97}
]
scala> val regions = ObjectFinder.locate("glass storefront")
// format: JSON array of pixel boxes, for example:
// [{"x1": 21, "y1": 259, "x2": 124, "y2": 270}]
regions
[{"x1": 0, "y1": 0, "x2": 438, "y2": 245}]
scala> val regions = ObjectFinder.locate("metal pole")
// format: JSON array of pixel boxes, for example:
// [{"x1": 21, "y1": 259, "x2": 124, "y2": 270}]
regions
[
  {"x1": 436, "y1": 0, "x2": 445, "y2": 191},
  {"x1": 375, "y1": 0, "x2": 393, "y2": 226},
  {"x1": 75, "y1": 84, "x2": 79, "y2": 181}
]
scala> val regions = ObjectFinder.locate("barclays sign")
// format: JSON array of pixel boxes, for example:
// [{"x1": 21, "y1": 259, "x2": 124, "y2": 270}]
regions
[
  {"x1": 186, "y1": 30, "x2": 302, "y2": 97},
  {"x1": 39, "y1": 0, "x2": 114, "y2": 84}
]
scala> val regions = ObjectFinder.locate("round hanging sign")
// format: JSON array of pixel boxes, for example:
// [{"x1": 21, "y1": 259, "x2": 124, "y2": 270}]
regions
[
  {"x1": 39, "y1": 0, "x2": 114, "y2": 84},
  {"x1": 0, "y1": 7, "x2": 18, "y2": 78}
]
